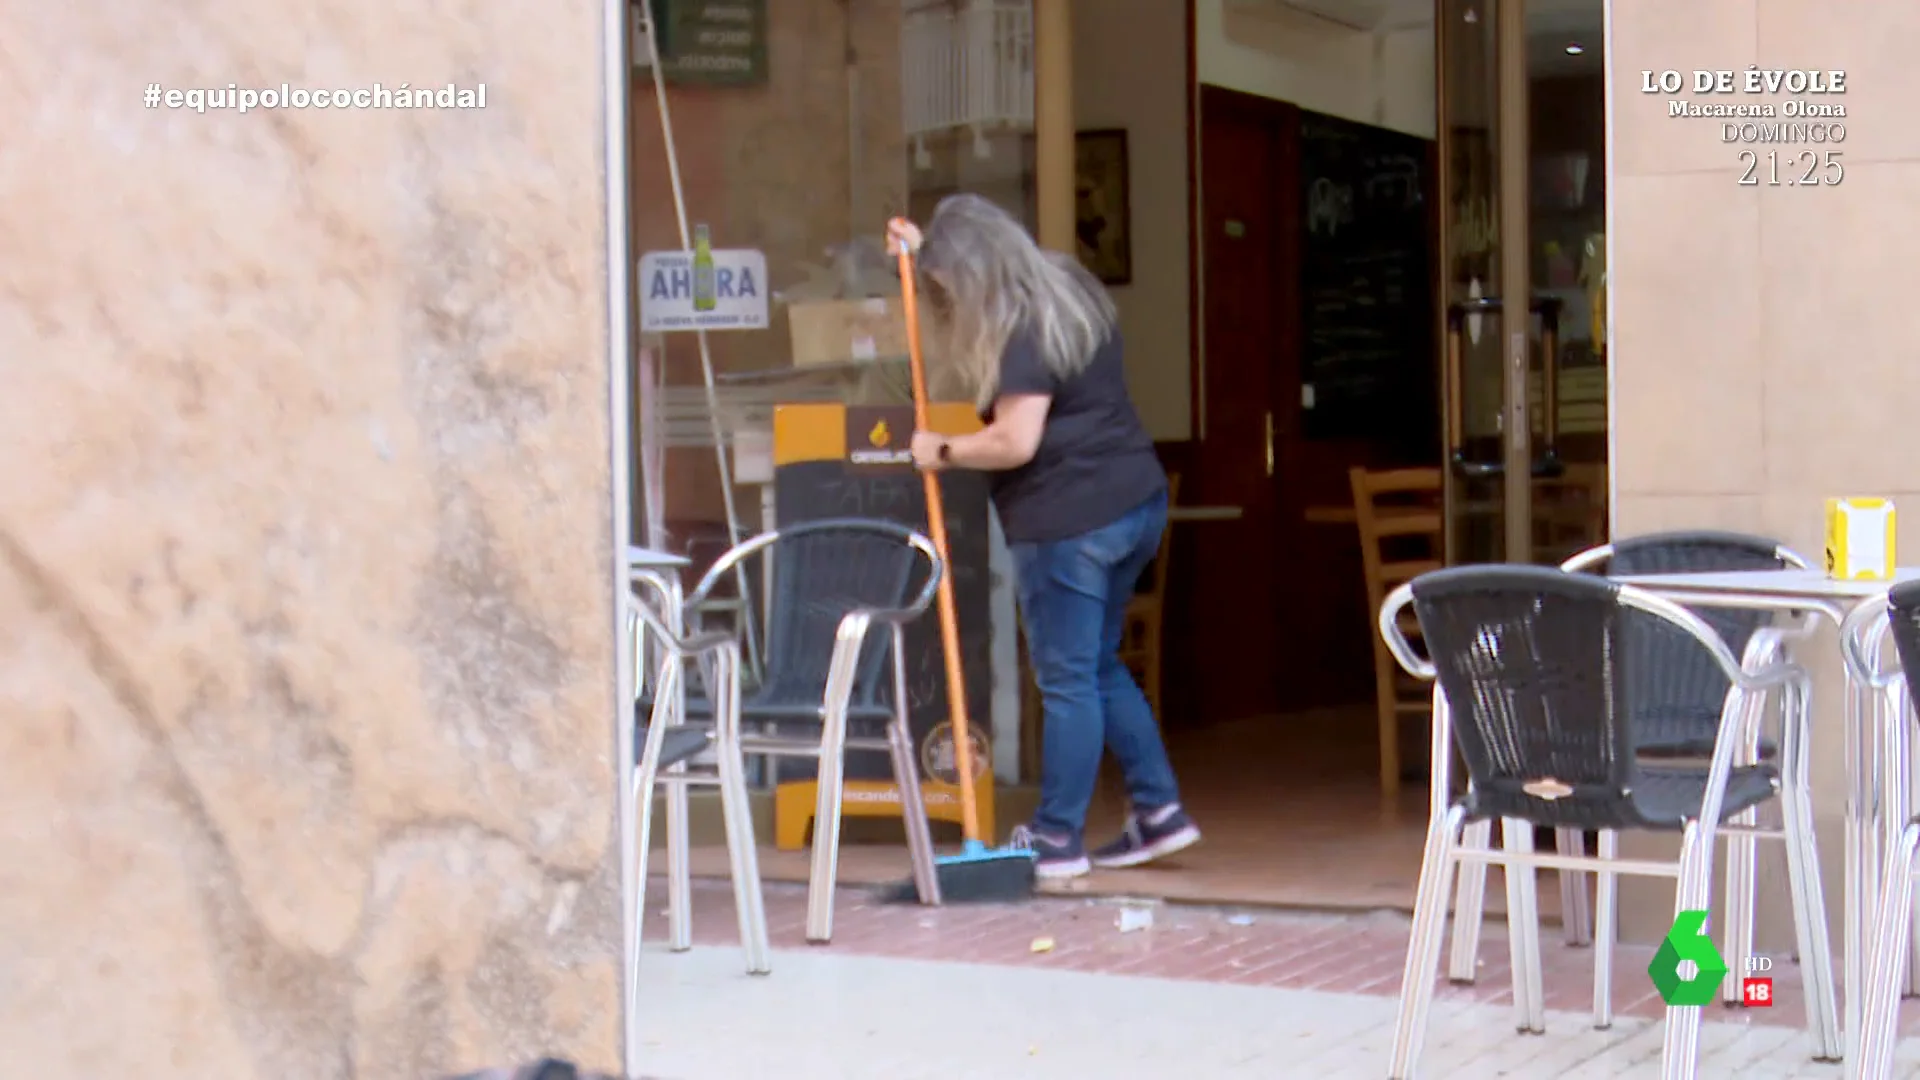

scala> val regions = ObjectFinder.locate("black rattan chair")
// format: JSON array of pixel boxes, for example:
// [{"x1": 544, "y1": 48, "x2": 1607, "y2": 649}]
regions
[
  {"x1": 649, "y1": 518, "x2": 946, "y2": 943},
  {"x1": 1380, "y1": 565, "x2": 1839, "y2": 1079},
  {"x1": 1844, "y1": 578, "x2": 1920, "y2": 1076},
  {"x1": 1565, "y1": 532, "x2": 1809, "y2": 758},
  {"x1": 1449, "y1": 531, "x2": 1815, "y2": 1011}
]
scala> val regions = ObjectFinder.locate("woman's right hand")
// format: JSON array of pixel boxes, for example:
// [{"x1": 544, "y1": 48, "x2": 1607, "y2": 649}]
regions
[{"x1": 886, "y1": 217, "x2": 923, "y2": 256}]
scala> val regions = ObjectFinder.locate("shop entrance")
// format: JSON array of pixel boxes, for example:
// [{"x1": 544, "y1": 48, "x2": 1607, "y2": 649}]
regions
[
  {"x1": 1116, "y1": 0, "x2": 1613, "y2": 910},
  {"x1": 643, "y1": 0, "x2": 1612, "y2": 914}
]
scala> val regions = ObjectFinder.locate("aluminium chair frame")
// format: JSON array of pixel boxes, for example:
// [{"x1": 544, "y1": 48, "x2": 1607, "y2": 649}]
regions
[
  {"x1": 1840, "y1": 591, "x2": 1920, "y2": 1079},
  {"x1": 626, "y1": 592, "x2": 770, "y2": 1022},
  {"x1": 1446, "y1": 539, "x2": 1823, "y2": 1022},
  {"x1": 1379, "y1": 574, "x2": 1841, "y2": 1079},
  {"x1": 681, "y1": 519, "x2": 947, "y2": 942}
]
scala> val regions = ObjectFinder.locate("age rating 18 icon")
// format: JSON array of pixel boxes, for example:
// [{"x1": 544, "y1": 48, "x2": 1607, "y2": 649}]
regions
[{"x1": 1742, "y1": 954, "x2": 1776, "y2": 1007}]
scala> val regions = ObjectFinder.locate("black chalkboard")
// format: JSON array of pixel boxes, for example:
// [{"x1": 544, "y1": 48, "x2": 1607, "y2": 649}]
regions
[
  {"x1": 770, "y1": 461, "x2": 992, "y2": 782},
  {"x1": 1298, "y1": 111, "x2": 1435, "y2": 451}
]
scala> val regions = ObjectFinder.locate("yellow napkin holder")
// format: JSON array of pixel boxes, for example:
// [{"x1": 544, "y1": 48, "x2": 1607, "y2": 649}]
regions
[{"x1": 1825, "y1": 497, "x2": 1896, "y2": 580}]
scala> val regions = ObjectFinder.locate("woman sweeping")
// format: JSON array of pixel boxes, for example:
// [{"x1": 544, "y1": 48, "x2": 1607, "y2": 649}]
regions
[{"x1": 890, "y1": 196, "x2": 1200, "y2": 881}]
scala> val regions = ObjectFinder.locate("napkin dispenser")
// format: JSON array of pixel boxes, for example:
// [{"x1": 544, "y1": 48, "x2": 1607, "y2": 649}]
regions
[{"x1": 1825, "y1": 498, "x2": 1897, "y2": 580}]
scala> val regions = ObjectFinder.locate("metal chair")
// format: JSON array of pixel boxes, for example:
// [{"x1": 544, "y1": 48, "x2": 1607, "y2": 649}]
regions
[
  {"x1": 668, "y1": 518, "x2": 946, "y2": 943},
  {"x1": 1843, "y1": 578, "x2": 1920, "y2": 1078},
  {"x1": 1563, "y1": 532, "x2": 1809, "y2": 756},
  {"x1": 626, "y1": 591, "x2": 769, "y2": 1009},
  {"x1": 1447, "y1": 531, "x2": 1815, "y2": 1020},
  {"x1": 1381, "y1": 565, "x2": 1840, "y2": 1079}
]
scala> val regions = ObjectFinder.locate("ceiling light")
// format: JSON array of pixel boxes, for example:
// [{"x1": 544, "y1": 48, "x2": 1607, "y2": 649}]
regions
[{"x1": 1564, "y1": 43, "x2": 1584, "y2": 55}]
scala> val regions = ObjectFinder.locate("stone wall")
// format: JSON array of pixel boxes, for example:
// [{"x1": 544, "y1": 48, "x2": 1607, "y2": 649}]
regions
[{"x1": 0, "y1": 3, "x2": 620, "y2": 1077}]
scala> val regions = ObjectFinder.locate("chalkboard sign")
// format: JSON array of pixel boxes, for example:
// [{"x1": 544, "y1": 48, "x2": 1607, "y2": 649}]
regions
[
  {"x1": 639, "y1": 0, "x2": 768, "y2": 87},
  {"x1": 770, "y1": 462, "x2": 992, "y2": 782},
  {"x1": 1298, "y1": 112, "x2": 1435, "y2": 450}
]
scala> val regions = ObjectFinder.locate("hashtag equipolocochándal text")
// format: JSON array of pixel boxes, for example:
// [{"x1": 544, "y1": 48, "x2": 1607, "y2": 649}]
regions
[{"x1": 144, "y1": 82, "x2": 487, "y2": 112}]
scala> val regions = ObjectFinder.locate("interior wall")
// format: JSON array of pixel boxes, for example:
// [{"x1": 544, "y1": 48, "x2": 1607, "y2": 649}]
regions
[
  {"x1": 1196, "y1": 0, "x2": 1436, "y2": 138},
  {"x1": 1072, "y1": 0, "x2": 1194, "y2": 441},
  {"x1": 1608, "y1": 0, "x2": 1918, "y2": 946},
  {"x1": 905, "y1": 132, "x2": 1036, "y2": 231},
  {"x1": 2, "y1": 3, "x2": 621, "y2": 1076}
]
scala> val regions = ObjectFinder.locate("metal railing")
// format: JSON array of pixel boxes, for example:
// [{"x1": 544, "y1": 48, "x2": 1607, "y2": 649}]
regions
[{"x1": 901, "y1": 0, "x2": 1034, "y2": 158}]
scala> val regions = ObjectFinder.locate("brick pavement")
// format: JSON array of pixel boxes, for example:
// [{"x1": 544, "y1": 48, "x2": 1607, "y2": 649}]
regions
[
  {"x1": 632, "y1": 876, "x2": 1920, "y2": 1077},
  {"x1": 644, "y1": 877, "x2": 1845, "y2": 1029}
]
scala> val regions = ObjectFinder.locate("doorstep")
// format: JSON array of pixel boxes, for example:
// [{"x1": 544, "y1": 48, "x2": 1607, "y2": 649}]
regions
[{"x1": 651, "y1": 785, "x2": 1041, "y2": 849}]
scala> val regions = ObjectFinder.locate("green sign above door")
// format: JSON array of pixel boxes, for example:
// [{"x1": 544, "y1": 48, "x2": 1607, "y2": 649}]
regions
[{"x1": 639, "y1": 0, "x2": 768, "y2": 87}]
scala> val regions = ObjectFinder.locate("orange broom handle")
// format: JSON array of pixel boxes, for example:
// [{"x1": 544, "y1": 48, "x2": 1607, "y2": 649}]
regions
[{"x1": 892, "y1": 222, "x2": 983, "y2": 844}]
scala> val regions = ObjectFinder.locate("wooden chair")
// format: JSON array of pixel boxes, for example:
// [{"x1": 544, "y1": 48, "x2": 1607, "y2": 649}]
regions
[
  {"x1": 1019, "y1": 472, "x2": 1181, "y2": 780},
  {"x1": 1349, "y1": 466, "x2": 1443, "y2": 806}
]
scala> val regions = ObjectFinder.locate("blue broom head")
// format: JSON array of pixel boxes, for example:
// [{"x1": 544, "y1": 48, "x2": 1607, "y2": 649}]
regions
[{"x1": 936, "y1": 839, "x2": 1036, "y2": 863}]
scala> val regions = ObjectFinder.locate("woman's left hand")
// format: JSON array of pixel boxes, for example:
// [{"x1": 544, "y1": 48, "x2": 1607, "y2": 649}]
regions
[{"x1": 910, "y1": 431, "x2": 947, "y2": 470}]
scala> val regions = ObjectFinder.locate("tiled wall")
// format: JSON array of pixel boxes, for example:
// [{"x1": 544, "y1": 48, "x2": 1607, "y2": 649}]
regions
[
  {"x1": 1610, "y1": 0, "x2": 1920, "y2": 944},
  {"x1": 1, "y1": 4, "x2": 620, "y2": 1077}
]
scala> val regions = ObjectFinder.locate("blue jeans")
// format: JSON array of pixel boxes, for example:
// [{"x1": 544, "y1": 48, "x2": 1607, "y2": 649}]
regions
[{"x1": 1011, "y1": 491, "x2": 1181, "y2": 840}]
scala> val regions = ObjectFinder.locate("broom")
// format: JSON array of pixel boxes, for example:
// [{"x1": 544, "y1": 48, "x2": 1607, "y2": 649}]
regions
[{"x1": 880, "y1": 221, "x2": 1036, "y2": 904}]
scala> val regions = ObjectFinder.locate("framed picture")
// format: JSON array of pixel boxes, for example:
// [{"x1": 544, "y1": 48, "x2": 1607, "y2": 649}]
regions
[{"x1": 1074, "y1": 129, "x2": 1132, "y2": 285}]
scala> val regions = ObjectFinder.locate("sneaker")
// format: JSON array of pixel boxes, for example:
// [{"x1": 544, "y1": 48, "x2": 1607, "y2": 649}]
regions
[
  {"x1": 1090, "y1": 804, "x2": 1202, "y2": 869},
  {"x1": 1009, "y1": 825, "x2": 1091, "y2": 880}
]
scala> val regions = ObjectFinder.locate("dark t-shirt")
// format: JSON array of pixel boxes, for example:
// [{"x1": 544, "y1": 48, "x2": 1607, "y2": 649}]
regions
[{"x1": 983, "y1": 328, "x2": 1166, "y2": 543}]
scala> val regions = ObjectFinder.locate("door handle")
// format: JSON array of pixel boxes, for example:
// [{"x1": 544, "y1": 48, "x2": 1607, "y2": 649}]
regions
[
  {"x1": 1263, "y1": 412, "x2": 1274, "y2": 477},
  {"x1": 1444, "y1": 296, "x2": 1568, "y2": 473},
  {"x1": 1449, "y1": 451, "x2": 1566, "y2": 480}
]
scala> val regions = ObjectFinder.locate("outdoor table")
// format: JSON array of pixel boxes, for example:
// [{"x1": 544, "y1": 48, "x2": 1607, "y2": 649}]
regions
[
  {"x1": 628, "y1": 546, "x2": 690, "y2": 610},
  {"x1": 1618, "y1": 567, "x2": 1920, "y2": 1059}
]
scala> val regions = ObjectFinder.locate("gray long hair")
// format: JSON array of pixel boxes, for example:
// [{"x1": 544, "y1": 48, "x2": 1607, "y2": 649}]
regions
[{"x1": 913, "y1": 194, "x2": 1117, "y2": 410}]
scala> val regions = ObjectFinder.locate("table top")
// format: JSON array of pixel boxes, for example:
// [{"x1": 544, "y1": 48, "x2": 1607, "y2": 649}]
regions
[
  {"x1": 627, "y1": 546, "x2": 691, "y2": 569},
  {"x1": 1168, "y1": 505, "x2": 1244, "y2": 523},
  {"x1": 1302, "y1": 501, "x2": 1499, "y2": 526},
  {"x1": 1619, "y1": 567, "x2": 1920, "y2": 600}
]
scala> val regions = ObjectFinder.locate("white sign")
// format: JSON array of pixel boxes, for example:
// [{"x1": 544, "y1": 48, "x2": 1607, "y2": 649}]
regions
[
  {"x1": 732, "y1": 429, "x2": 773, "y2": 485},
  {"x1": 638, "y1": 248, "x2": 769, "y2": 332}
]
